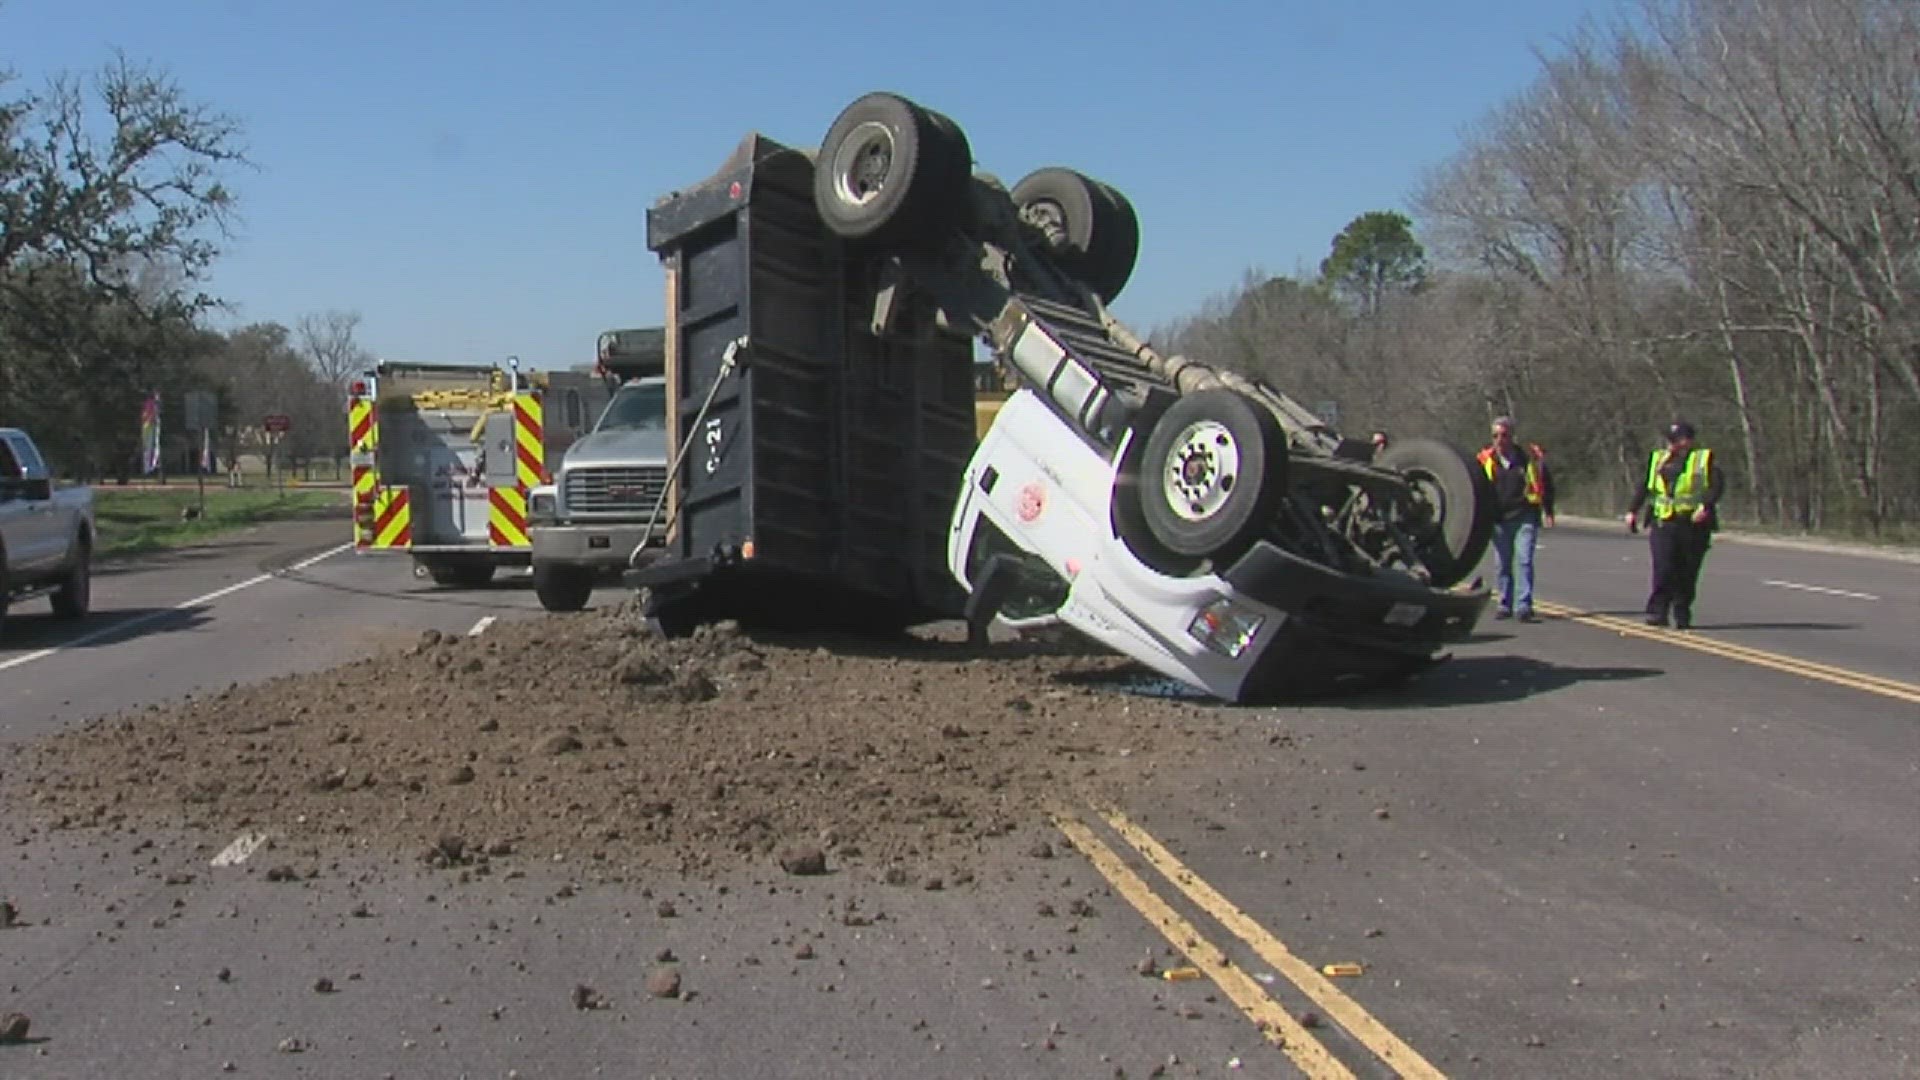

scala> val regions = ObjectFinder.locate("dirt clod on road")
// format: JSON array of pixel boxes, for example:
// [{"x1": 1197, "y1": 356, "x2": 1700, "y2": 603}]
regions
[
  {"x1": 0, "y1": 1012, "x2": 29, "y2": 1043},
  {"x1": 4, "y1": 600, "x2": 1217, "y2": 879}
]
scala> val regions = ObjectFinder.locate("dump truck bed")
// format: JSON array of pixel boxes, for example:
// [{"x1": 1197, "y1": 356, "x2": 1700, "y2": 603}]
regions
[{"x1": 632, "y1": 134, "x2": 977, "y2": 631}]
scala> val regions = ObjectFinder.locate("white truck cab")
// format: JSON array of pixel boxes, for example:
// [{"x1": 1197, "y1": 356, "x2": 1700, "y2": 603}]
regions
[
  {"x1": 949, "y1": 389, "x2": 1291, "y2": 701},
  {"x1": 950, "y1": 388, "x2": 1487, "y2": 704}
]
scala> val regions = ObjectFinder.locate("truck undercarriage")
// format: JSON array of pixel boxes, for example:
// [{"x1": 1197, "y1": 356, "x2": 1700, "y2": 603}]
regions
[{"x1": 809, "y1": 93, "x2": 1495, "y2": 598}]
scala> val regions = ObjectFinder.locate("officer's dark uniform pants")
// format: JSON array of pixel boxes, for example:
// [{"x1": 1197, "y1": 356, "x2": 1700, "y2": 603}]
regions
[{"x1": 1646, "y1": 519, "x2": 1712, "y2": 624}]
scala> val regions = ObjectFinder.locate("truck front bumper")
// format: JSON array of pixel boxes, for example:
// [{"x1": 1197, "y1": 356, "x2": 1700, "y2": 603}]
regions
[
  {"x1": 1215, "y1": 540, "x2": 1491, "y2": 699},
  {"x1": 530, "y1": 522, "x2": 665, "y2": 569},
  {"x1": 1032, "y1": 537, "x2": 1490, "y2": 706}
]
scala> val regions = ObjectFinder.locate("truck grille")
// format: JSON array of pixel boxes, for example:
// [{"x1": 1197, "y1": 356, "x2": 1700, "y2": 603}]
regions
[{"x1": 564, "y1": 466, "x2": 670, "y2": 515}]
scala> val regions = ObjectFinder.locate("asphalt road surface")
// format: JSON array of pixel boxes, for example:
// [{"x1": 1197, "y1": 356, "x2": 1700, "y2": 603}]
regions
[{"x1": 1, "y1": 515, "x2": 1913, "y2": 1078}]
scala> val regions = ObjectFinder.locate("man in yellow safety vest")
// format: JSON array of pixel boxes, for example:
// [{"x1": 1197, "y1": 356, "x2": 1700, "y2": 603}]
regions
[
  {"x1": 1624, "y1": 420, "x2": 1724, "y2": 629},
  {"x1": 1477, "y1": 416, "x2": 1555, "y2": 622}
]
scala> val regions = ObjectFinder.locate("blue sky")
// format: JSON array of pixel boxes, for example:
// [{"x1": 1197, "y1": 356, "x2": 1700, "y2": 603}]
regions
[{"x1": 8, "y1": 0, "x2": 1618, "y2": 370}]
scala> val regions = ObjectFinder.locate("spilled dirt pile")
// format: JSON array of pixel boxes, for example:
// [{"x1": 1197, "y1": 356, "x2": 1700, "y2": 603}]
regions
[{"x1": 3, "y1": 600, "x2": 1221, "y2": 878}]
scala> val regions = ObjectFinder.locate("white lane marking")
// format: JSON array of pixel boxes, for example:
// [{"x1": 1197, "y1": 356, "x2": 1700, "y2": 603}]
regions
[
  {"x1": 1762, "y1": 579, "x2": 1881, "y2": 602},
  {"x1": 0, "y1": 647, "x2": 57, "y2": 671},
  {"x1": 211, "y1": 832, "x2": 269, "y2": 867},
  {"x1": 287, "y1": 545, "x2": 350, "y2": 573},
  {"x1": 467, "y1": 616, "x2": 497, "y2": 637},
  {"x1": 0, "y1": 542, "x2": 352, "y2": 674}
]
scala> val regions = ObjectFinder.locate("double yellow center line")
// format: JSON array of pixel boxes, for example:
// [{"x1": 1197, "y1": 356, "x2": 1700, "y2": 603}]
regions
[
  {"x1": 1531, "y1": 601, "x2": 1920, "y2": 705},
  {"x1": 1057, "y1": 595, "x2": 1911, "y2": 1075},
  {"x1": 1055, "y1": 806, "x2": 1447, "y2": 1079}
]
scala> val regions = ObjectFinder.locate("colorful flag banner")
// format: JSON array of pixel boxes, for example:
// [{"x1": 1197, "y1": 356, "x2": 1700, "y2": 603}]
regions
[{"x1": 140, "y1": 392, "x2": 162, "y2": 475}]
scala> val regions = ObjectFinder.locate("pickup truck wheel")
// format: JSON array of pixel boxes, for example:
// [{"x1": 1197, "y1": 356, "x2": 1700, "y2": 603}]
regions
[
  {"x1": 533, "y1": 562, "x2": 594, "y2": 612},
  {"x1": 49, "y1": 541, "x2": 91, "y2": 619},
  {"x1": 1375, "y1": 437, "x2": 1494, "y2": 589},
  {"x1": 1011, "y1": 168, "x2": 1139, "y2": 302},
  {"x1": 1139, "y1": 390, "x2": 1286, "y2": 562},
  {"x1": 813, "y1": 92, "x2": 971, "y2": 249}
]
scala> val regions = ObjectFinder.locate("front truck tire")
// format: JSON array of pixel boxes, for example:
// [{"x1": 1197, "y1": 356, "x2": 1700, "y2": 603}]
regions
[
  {"x1": 812, "y1": 91, "x2": 973, "y2": 251},
  {"x1": 1375, "y1": 437, "x2": 1495, "y2": 589},
  {"x1": 1137, "y1": 389, "x2": 1288, "y2": 565},
  {"x1": 49, "y1": 535, "x2": 91, "y2": 619},
  {"x1": 533, "y1": 561, "x2": 594, "y2": 613}
]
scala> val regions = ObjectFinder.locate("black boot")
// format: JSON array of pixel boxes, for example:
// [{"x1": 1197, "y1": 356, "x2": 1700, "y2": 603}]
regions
[
  {"x1": 1673, "y1": 605, "x2": 1692, "y2": 630},
  {"x1": 1645, "y1": 598, "x2": 1669, "y2": 627}
]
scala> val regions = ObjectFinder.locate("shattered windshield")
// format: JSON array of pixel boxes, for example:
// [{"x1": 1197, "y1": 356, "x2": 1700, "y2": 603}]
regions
[{"x1": 596, "y1": 383, "x2": 667, "y2": 432}]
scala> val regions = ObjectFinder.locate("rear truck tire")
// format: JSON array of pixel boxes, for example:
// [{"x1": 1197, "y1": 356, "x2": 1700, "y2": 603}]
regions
[
  {"x1": 419, "y1": 557, "x2": 496, "y2": 589},
  {"x1": 1138, "y1": 389, "x2": 1287, "y2": 563},
  {"x1": 533, "y1": 562, "x2": 594, "y2": 612},
  {"x1": 49, "y1": 537, "x2": 91, "y2": 619},
  {"x1": 1084, "y1": 177, "x2": 1140, "y2": 302},
  {"x1": 1010, "y1": 167, "x2": 1140, "y2": 302},
  {"x1": 813, "y1": 92, "x2": 972, "y2": 249},
  {"x1": 1375, "y1": 437, "x2": 1494, "y2": 589}
]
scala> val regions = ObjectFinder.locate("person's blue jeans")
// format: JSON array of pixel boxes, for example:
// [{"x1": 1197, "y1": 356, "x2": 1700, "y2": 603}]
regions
[{"x1": 1491, "y1": 513, "x2": 1540, "y2": 615}]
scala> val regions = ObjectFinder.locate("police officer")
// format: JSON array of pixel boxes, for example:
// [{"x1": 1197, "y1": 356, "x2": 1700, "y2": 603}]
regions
[{"x1": 1624, "y1": 420, "x2": 1724, "y2": 629}]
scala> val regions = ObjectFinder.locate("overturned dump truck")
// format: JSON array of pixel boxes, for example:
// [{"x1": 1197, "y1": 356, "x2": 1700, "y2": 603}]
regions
[{"x1": 628, "y1": 92, "x2": 1495, "y2": 702}]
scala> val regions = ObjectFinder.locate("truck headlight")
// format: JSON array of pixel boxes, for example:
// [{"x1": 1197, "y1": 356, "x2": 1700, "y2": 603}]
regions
[
  {"x1": 1187, "y1": 597, "x2": 1265, "y2": 659},
  {"x1": 529, "y1": 490, "x2": 557, "y2": 521}
]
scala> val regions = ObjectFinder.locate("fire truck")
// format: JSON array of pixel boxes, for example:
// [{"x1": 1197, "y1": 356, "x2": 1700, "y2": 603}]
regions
[{"x1": 347, "y1": 358, "x2": 610, "y2": 586}]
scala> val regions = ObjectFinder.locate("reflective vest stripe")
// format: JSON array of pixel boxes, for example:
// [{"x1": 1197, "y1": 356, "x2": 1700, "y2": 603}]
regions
[
  {"x1": 1477, "y1": 444, "x2": 1546, "y2": 505},
  {"x1": 1647, "y1": 448, "x2": 1712, "y2": 520}
]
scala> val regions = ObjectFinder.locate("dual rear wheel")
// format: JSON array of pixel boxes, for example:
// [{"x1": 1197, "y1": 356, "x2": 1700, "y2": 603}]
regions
[{"x1": 811, "y1": 92, "x2": 1139, "y2": 301}]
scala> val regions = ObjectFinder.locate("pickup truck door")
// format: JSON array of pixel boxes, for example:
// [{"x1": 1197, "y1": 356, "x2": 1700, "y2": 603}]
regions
[{"x1": 0, "y1": 434, "x2": 60, "y2": 576}]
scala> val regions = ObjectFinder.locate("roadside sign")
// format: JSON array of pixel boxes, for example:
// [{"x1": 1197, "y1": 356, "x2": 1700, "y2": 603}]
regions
[
  {"x1": 264, "y1": 413, "x2": 292, "y2": 434},
  {"x1": 184, "y1": 390, "x2": 218, "y2": 431}
]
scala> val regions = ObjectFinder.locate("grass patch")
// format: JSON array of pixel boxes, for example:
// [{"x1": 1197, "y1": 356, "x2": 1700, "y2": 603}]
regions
[{"x1": 88, "y1": 487, "x2": 345, "y2": 559}]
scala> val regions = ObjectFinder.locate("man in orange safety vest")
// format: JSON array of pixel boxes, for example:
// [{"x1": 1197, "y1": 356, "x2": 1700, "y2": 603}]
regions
[{"x1": 1477, "y1": 416, "x2": 1556, "y2": 622}]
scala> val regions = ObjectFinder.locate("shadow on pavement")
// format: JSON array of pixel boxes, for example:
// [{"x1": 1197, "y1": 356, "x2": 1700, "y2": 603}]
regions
[
  {"x1": 1570, "y1": 607, "x2": 1660, "y2": 619},
  {"x1": 1554, "y1": 607, "x2": 1857, "y2": 633},
  {"x1": 740, "y1": 626, "x2": 1111, "y2": 664},
  {"x1": 0, "y1": 607, "x2": 215, "y2": 654},
  {"x1": 266, "y1": 566, "x2": 551, "y2": 613},
  {"x1": 94, "y1": 540, "x2": 280, "y2": 577},
  {"x1": 1058, "y1": 653, "x2": 1664, "y2": 709},
  {"x1": 1694, "y1": 621, "x2": 1858, "y2": 632},
  {"x1": 1322, "y1": 654, "x2": 1664, "y2": 710}
]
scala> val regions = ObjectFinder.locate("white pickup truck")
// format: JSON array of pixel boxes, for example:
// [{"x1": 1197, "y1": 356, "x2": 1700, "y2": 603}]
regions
[{"x1": 0, "y1": 427, "x2": 95, "y2": 637}]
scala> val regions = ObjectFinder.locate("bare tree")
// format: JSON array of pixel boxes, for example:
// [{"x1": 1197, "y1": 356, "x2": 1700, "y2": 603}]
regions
[
  {"x1": 297, "y1": 309, "x2": 372, "y2": 390},
  {"x1": 1392, "y1": 0, "x2": 1919, "y2": 532},
  {"x1": 1, "y1": 52, "x2": 247, "y2": 336},
  {"x1": 3, "y1": 44, "x2": 248, "y2": 473},
  {"x1": 1659, "y1": 0, "x2": 1911, "y2": 525}
]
